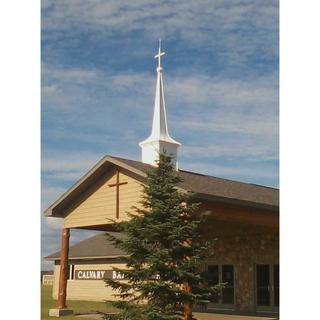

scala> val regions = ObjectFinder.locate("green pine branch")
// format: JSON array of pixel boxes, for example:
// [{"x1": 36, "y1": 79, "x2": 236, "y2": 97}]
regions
[{"x1": 103, "y1": 153, "x2": 220, "y2": 320}]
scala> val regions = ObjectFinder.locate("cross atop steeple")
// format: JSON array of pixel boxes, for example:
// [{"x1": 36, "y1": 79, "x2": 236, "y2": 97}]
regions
[
  {"x1": 155, "y1": 39, "x2": 165, "y2": 71},
  {"x1": 139, "y1": 41, "x2": 181, "y2": 169}
]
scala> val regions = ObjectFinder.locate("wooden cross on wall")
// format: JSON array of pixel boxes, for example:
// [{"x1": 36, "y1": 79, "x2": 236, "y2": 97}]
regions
[{"x1": 108, "y1": 169, "x2": 128, "y2": 219}]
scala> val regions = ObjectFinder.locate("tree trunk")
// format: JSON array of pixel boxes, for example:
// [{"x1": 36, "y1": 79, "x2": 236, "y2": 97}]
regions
[{"x1": 183, "y1": 283, "x2": 193, "y2": 320}]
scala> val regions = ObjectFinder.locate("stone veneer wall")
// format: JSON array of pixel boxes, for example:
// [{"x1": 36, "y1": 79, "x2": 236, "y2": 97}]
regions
[{"x1": 206, "y1": 232, "x2": 279, "y2": 313}]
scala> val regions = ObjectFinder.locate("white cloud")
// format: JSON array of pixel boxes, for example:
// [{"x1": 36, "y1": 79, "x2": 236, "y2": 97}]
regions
[
  {"x1": 42, "y1": 65, "x2": 278, "y2": 159},
  {"x1": 181, "y1": 143, "x2": 277, "y2": 161},
  {"x1": 168, "y1": 74, "x2": 278, "y2": 108},
  {"x1": 41, "y1": 64, "x2": 278, "y2": 169},
  {"x1": 42, "y1": 64, "x2": 278, "y2": 112},
  {"x1": 41, "y1": 84, "x2": 57, "y2": 97},
  {"x1": 41, "y1": 216, "x2": 101, "y2": 270},
  {"x1": 45, "y1": 217, "x2": 63, "y2": 230},
  {"x1": 181, "y1": 160, "x2": 278, "y2": 187},
  {"x1": 42, "y1": 1, "x2": 278, "y2": 36},
  {"x1": 177, "y1": 111, "x2": 278, "y2": 138},
  {"x1": 41, "y1": 185, "x2": 66, "y2": 209},
  {"x1": 42, "y1": 0, "x2": 278, "y2": 67},
  {"x1": 42, "y1": 151, "x2": 103, "y2": 182},
  {"x1": 42, "y1": 154, "x2": 98, "y2": 173}
]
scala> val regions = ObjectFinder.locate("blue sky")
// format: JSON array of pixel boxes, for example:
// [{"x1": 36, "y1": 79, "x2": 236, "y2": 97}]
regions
[{"x1": 41, "y1": 0, "x2": 279, "y2": 270}]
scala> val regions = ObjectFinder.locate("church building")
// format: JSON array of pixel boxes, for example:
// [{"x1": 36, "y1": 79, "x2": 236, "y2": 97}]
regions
[{"x1": 45, "y1": 43, "x2": 279, "y2": 316}]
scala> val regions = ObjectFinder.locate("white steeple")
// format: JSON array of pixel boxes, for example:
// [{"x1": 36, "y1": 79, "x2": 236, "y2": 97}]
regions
[{"x1": 139, "y1": 40, "x2": 181, "y2": 169}]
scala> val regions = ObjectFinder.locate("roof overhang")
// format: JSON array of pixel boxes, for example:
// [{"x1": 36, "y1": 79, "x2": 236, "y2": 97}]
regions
[{"x1": 194, "y1": 193, "x2": 279, "y2": 212}]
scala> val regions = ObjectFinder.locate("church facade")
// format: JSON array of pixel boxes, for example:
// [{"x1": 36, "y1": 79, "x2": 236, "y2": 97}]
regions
[{"x1": 45, "y1": 43, "x2": 279, "y2": 316}]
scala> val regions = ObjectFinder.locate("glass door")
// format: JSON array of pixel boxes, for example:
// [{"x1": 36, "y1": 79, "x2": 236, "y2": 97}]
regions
[
  {"x1": 257, "y1": 264, "x2": 270, "y2": 308},
  {"x1": 221, "y1": 265, "x2": 235, "y2": 305},
  {"x1": 207, "y1": 264, "x2": 235, "y2": 310},
  {"x1": 256, "y1": 264, "x2": 279, "y2": 312}
]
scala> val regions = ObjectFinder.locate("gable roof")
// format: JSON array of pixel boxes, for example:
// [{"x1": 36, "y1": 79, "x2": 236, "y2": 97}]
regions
[
  {"x1": 44, "y1": 155, "x2": 279, "y2": 217},
  {"x1": 45, "y1": 232, "x2": 126, "y2": 261},
  {"x1": 111, "y1": 156, "x2": 279, "y2": 209}
]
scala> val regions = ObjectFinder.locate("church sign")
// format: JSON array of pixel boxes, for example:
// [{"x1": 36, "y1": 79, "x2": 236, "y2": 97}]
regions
[{"x1": 75, "y1": 270, "x2": 126, "y2": 280}]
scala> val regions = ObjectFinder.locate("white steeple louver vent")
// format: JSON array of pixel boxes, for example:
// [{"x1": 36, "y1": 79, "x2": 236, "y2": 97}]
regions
[{"x1": 139, "y1": 40, "x2": 181, "y2": 169}]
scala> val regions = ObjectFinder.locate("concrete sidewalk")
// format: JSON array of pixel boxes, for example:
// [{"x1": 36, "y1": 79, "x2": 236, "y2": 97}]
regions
[
  {"x1": 76, "y1": 312, "x2": 278, "y2": 320},
  {"x1": 194, "y1": 312, "x2": 278, "y2": 320}
]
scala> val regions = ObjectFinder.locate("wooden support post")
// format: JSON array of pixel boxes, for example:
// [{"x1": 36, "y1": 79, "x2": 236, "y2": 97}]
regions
[{"x1": 57, "y1": 228, "x2": 70, "y2": 309}]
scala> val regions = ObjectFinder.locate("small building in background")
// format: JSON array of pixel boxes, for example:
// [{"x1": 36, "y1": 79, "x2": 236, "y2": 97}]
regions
[{"x1": 41, "y1": 271, "x2": 54, "y2": 286}]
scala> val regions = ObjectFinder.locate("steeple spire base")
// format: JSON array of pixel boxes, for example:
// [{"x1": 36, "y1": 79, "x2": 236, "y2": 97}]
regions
[{"x1": 139, "y1": 139, "x2": 180, "y2": 169}]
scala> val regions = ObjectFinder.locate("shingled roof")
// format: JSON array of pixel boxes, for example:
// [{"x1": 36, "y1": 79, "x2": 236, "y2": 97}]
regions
[
  {"x1": 45, "y1": 233, "x2": 126, "y2": 260},
  {"x1": 44, "y1": 155, "x2": 279, "y2": 217},
  {"x1": 109, "y1": 156, "x2": 279, "y2": 209}
]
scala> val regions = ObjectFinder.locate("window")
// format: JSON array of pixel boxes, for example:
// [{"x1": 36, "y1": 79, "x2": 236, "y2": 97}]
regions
[{"x1": 207, "y1": 264, "x2": 235, "y2": 305}]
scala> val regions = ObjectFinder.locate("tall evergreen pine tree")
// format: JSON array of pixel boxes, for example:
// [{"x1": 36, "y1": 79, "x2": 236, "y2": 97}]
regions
[{"x1": 104, "y1": 154, "x2": 219, "y2": 320}]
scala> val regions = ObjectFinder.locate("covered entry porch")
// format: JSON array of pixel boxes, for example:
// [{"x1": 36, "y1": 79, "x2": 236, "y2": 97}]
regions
[{"x1": 49, "y1": 211, "x2": 278, "y2": 316}]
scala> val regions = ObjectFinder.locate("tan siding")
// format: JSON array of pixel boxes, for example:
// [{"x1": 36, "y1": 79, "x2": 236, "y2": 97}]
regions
[
  {"x1": 64, "y1": 170, "x2": 143, "y2": 228},
  {"x1": 52, "y1": 265, "x2": 60, "y2": 299},
  {"x1": 52, "y1": 263, "x2": 127, "y2": 301}
]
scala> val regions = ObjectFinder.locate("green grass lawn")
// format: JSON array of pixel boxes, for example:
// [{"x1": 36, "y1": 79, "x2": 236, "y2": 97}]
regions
[{"x1": 41, "y1": 285, "x2": 118, "y2": 320}]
